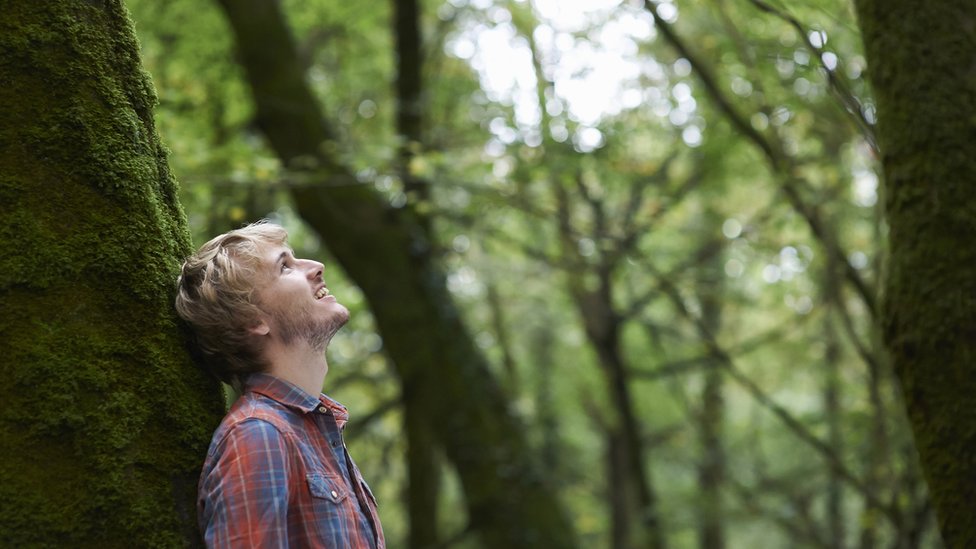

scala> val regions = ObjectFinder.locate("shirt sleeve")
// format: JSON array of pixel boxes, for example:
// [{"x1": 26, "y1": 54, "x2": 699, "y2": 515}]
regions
[{"x1": 200, "y1": 419, "x2": 293, "y2": 548}]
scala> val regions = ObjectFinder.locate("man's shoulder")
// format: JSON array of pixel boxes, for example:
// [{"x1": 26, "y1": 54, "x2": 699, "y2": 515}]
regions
[
  {"x1": 198, "y1": 397, "x2": 302, "y2": 490},
  {"x1": 209, "y1": 393, "x2": 304, "y2": 450}
]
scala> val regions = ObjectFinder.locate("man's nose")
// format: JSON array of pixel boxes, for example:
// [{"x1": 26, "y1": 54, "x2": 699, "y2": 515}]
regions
[{"x1": 306, "y1": 260, "x2": 324, "y2": 281}]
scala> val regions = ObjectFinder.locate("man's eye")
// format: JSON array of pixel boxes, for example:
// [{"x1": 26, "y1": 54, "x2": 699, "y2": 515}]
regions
[{"x1": 281, "y1": 262, "x2": 290, "y2": 272}]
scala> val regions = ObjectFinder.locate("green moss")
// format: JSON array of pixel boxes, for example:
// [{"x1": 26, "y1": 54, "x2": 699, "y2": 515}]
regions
[
  {"x1": 854, "y1": 0, "x2": 976, "y2": 546},
  {"x1": 0, "y1": 2, "x2": 223, "y2": 546}
]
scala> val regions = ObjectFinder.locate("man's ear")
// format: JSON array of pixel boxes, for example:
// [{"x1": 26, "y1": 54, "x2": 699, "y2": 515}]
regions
[{"x1": 248, "y1": 319, "x2": 271, "y2": 336}]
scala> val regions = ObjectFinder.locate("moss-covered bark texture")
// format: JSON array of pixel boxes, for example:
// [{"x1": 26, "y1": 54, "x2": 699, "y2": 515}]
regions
[
  {"x1": 854, "y1": 1, "x2": 976, "y2": 546},
  {"x1": 0, "y1": 2, "x2": 225, "y2": 547}
]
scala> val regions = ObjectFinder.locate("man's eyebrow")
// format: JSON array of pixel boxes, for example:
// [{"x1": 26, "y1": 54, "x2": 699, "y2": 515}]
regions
[{"x1": 273, "y1": 249, "x2": 293, "y2": 271}]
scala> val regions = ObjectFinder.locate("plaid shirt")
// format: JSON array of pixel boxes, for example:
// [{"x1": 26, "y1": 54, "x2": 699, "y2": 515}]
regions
[{"x1": 198, "y1": 374, "x2": 385, "y2": 548}]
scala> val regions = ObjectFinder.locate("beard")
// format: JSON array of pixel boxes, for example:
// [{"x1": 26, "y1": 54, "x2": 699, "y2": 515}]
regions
[{"x1": 272, "y1": 301, "x2": 349, "y2": 352}]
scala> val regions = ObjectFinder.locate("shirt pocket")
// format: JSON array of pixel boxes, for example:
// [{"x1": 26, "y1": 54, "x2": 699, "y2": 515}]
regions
[
  {"x1": 306, "y1": 473, "x2": 348, "y2": 504},
  {"x1": 306, "y1": 473, "x2": 355, "y2": 547}
]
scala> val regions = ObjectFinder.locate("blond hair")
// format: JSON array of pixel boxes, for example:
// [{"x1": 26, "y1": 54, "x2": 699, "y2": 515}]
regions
[{"x1": 175, "y1": 222, "x2": 288, "y2": 390}]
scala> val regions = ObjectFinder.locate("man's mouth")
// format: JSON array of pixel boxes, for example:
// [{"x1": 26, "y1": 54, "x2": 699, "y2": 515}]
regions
[{"x1": 315, "y1": 286, "x2": 331, "y2": 300}]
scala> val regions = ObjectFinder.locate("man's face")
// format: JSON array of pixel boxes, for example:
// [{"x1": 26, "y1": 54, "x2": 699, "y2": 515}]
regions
[{"x1": 254, "y1": 243, "x2": 349, "y2": 350}]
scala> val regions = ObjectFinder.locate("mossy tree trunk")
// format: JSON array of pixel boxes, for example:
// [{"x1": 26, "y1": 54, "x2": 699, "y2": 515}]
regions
[
  {"x1": 0, "y1": 2, "x2": 226, "y2": 546},
  {"x1": 214, "y1": 1, "x2": 579, "y2": 547},
  {"x1": 853, "y1": 2, "x2": 976, "y2": 546}
]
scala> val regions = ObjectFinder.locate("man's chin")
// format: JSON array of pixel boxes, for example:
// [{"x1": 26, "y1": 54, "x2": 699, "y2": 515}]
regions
[
  {"x1": 335, "y1": 305, "x2": 350, "y2": 326},
  {"x1": 314, "y1": 311, "x2": 349, "y2": 351},
  {"x1": 326, "y1": 303, "x2": 350, "y2": 329}
]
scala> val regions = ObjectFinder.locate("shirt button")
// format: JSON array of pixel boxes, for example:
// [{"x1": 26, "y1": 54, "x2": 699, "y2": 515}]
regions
[
  {"x1": 332, "y1": 440, "x2": 339, "y2": 448},
  {"x1": 330, "y1": 490, "x2": 338, "y2": 499},
  {"x1": 318, "y1": 406, "x2": 327, "y2": 413}
]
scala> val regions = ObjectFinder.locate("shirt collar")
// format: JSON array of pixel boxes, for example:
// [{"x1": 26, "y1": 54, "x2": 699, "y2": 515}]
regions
[
  {"x1": 245, "y1": 373, "x2": 349, "y2": 427},
  {"x1": 318, "y1": 392, "x2": 350, "y2": 429}
]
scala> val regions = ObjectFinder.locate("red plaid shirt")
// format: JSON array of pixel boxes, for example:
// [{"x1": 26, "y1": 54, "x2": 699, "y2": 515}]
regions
[{"x1": 198, "y1": 374, "x2": 385, "y2": 548}]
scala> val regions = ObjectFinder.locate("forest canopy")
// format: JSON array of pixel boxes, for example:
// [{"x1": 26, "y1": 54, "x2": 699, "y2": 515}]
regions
[{"x1": 4, "y1": 0, "x2": 973, "y2": 547}]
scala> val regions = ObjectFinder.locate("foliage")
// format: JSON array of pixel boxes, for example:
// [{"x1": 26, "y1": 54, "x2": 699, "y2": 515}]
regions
[{"x1": 124, "y1": 0, "x2": 940, "y2": 546}]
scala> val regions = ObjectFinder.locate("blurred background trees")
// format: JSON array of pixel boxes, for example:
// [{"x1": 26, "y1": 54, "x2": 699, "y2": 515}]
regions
[{"x1": 14, "y1": 0, "x2": 954, "y2": 546}]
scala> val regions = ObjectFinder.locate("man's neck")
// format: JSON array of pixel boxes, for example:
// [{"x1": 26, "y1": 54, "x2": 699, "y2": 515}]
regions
[{"x1": 263, "y1": 340, "x2": 329, "y2": 397}]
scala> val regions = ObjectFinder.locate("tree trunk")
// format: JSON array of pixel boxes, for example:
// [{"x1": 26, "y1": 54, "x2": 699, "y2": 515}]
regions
[
  {"x1": 823, "y1": 261, "x2": 845, "y2": 549},
  {"x1": 0, "y1": 2, "x2": 225, "y2": 546},
  {"x1": 697, "y1": 231, "x2": 726, "y2": 549},
  {"x1": 554, "y1": 191, "x2": 666, "y2": 549},
  {"x1": 532, "y1": 321, "x2": 562, "y2": 473},
  {"x1": 214, "y1": 1, "x2": 578, "y2": 546},
  {"x1": 391, "y1": 1, "x2": 441, "y2": 546},
  {"x1": 853, "y1": 2, "x2": 976, "y2": 546}
]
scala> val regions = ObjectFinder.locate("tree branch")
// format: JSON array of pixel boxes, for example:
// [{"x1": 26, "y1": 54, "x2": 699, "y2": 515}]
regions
[
  {"x1": 645, "y1": 259, "x2": 898, "y2": 523},
  {"x1": 643, "y1": 0, "x2": 877, "y2": 317},
  {"x1": 746, "y1": 0, "x2": 878, "y2": 151}
]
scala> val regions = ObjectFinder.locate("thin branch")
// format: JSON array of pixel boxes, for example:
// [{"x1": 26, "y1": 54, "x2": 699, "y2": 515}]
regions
[
  {"x1": 328, "y1": 370, "x2": 391, "y2": 392},
  {"x1": 435, "y1": 208, "x2": 576, "y2": 270},
  {"x1": 831, "y1": 286, "x2": 881, "y2": 377},
  {"x1": 573, "y1": 168, "x2": 611, "y2": 264},
  {"x1": 643, "y1": 0, "x2": 877, "y2": 317},
  {"x1": 645, "y1": 0, "x2": 776, "y2": 159},
  {"x1": 646, "y1": 259, "x2": 899, "y2": 523},
  {"x1": 619, "y1": 191, "x2": 778, "y2": 321},
  {"x1": 621, "y1": 233, "x2": 727, "y2": 320},
  {"x1": 746, "y1": 0, "x2": 878, "y2": 151},
  {"x1": 620, "y1": 152, "x2": 676, "y2": 232},
  {"x1": 613, "y1": 160, "x2": 705, "y2": 262},
  {"x1": 630, "y1": 322, "x2": 797, "y2": 381},
  {"x1": 346, "y1": 397, "x2": 401, "y2": 442},
  {"x1": 728, "y1": 474, "x2": 833, "y2": 549}
]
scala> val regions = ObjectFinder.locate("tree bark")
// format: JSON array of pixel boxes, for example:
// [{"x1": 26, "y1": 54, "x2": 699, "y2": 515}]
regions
[
  {"x1": 214, "y1": 1, "x2": 578, "y2": 546},
  {"x1": 0, "y1": 2, "x2": 225, "y2": 546},
  {"x1": 393, "y1": 0, "x2": 427, "y2": 203},
  {"x1": 697, "y1": 229, "x2": 726, "y2": 549},
  {"x1": 853, "y1": 2, "x2": 976, "y2": 546},
  {"x1": 823, "y1": 257, "x2": 845, "y2": 549},
  {"x1": 391, "y1": 1, "x2": 441, "y2": 546}
]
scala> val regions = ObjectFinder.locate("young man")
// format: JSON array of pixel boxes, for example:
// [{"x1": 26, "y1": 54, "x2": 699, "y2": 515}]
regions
[{"x1": 176, "y1": 222, "x2": 385, "y2": 548}]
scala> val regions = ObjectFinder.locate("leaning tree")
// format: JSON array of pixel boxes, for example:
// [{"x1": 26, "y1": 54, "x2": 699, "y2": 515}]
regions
[{"x1": 0, "y1": 2, "x2": 224, "y2": 546}]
